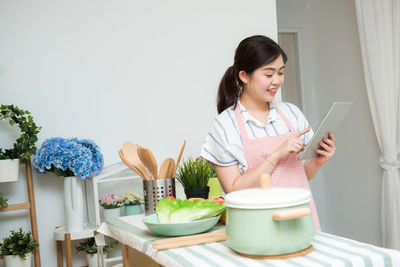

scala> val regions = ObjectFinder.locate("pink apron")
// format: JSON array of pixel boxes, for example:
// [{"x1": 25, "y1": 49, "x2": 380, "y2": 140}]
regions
[{"x1": 234, "y1": 105, "x2": 321, "y2": 231}]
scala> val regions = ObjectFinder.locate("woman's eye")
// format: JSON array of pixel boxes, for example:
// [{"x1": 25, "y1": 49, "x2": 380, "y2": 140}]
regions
[
  {"x1": 278, "y1": 72, "x2": 284, "y2": 76},
  {"x1": 265, "y1": 75, "x2": 273, "y2": 78}
]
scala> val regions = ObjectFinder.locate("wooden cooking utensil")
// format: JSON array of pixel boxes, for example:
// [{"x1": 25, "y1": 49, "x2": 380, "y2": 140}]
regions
[
  {"x1": 167, "y1": 158, "x2": 175, "y2": 178},
  {"x1": 138, "y1": 147, "x2": 158, "y2": 179},
  {"x1": 159, "y1": 158, "x2": 175, "y2": 179},
  {"x1": 174, "y1": 140, "x2": 186, "y2": 175},
  {"x1": 121, "y1": 142, "x2": 151, "y2": 180},
  {"x1": 118, "y1": 150, "x2": 148, "y2": 180},
  {"x1": 152, "y1": 230, "x2": 226, "y2": 250}
]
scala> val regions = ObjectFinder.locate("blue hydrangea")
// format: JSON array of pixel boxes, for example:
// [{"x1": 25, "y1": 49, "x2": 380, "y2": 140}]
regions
[{"x1": 33, "y1": 137, "x2": 104, "y2": 179}]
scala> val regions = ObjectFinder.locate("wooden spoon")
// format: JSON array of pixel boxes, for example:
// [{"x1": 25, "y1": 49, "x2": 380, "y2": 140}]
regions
[
  {"x1": 159, "y1": 158, "x2": 175, "y2": 179},
  {"x1": 118, "y1": 150, "x2": 148, "y2": 180},
  {"x1": 121, "y1": 142, "x2": 151, "y2": 180},
  {"x1": 167, "y1": 158, "x2": 175, "y2": 179},
  {"x1": 174, "y1": 140, "x2": 186, "y2": 175},
  {"x1": 138, "y1": 147, "x2": 158, "y2": 179}
]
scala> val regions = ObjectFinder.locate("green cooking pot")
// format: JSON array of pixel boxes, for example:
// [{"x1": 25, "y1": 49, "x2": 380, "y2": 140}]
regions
[{"x1": 225, "y1": 187, "x2": 315, "y2": 256}]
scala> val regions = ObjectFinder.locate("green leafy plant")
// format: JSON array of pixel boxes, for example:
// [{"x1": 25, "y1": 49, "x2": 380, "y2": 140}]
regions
[
  {"x1": 0, "y1": 193, "x2": 8, "y2": 208},
  {"x1": 0, "y1": 228, "x2": 39, "y2": 259},
  {"x1": 0, "y1": 105, "x2": 41, "y2": 163},
  {"x1": 75, "y1": 238, "x2": 114, "y2": 255},
  {"x1": 175, "y1": 157, "x2": 214, "y2": 190}
]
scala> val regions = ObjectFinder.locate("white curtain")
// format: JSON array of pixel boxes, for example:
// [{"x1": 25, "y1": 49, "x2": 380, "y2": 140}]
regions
[{"x1": 354, "y1": 0, "x2": 400, "y2": 249}]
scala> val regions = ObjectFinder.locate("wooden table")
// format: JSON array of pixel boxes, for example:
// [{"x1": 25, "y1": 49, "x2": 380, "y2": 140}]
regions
[{"x1": 96, "y1": 214, "x2": 400, "y2": 267}]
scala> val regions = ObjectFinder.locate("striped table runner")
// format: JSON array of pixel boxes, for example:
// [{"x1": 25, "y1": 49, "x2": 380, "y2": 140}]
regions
[{"x1": 95, "y1": 214, "x2": 400, "y2": 267}]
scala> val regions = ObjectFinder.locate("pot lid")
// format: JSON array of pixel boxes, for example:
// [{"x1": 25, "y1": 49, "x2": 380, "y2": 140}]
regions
[{"x1": 225, "y1": 187, "x2": 311, "y2": 209}]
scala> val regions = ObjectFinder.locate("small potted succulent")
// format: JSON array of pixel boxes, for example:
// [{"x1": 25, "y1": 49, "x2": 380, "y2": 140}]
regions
[
  {"x1": 0, "y1": 228, "x2": 39, "y2": 267},
  {"x1": 122, "y1": 192, "x2": 143, "y2": 216},
  {"x1": 99, "y1": 193, "x2": 122, "y2": 221},
  {"x1": 75, "y1": 237, "x2": 114, "y2": 267},
  {"x1": 0, "y1": 105, "x2": 41, "y2": 183},
  {"x1": 175, "y1": 157, "x2": 215, "y2": 199}
]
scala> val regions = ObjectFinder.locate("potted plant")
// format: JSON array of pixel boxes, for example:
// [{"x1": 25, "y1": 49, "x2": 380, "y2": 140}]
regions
[
  {"x1": 99, "y1": 193, "x2": 122, "y2": 221},
  {"x1": 175, "y1": 157, "x2": 215, "y2": 199},
  {"x1": 0, "y1": 105, "x2": 41, "y2": 183},
  {"x1": 207, "y1": 166, "x2": 223, "y2": 198},
  {"x1": 0, "y1": 228, "x2": 39, "y2": 267},
  {"x1": 33, "y1": 137, "x2": 104, "y2": 232},
  {"x1": 122, "y1": 192, "x2": 143, "y2": 216},
  {"x1": 0, "y1": 192, "x2": 9, "y2": 208},
  {"x1": 75, "y1": 237, "x2": 114, "y2": 267}
]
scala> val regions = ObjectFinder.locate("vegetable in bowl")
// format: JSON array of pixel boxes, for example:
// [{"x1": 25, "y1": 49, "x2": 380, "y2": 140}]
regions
[{"x1": 156, "y1": 198, "x2": 226, "y2": 223}]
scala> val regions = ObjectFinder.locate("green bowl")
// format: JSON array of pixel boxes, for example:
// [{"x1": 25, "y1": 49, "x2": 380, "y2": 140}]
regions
[{"x1": 143, "y1": 214, "x2": 221, "y2": 236}]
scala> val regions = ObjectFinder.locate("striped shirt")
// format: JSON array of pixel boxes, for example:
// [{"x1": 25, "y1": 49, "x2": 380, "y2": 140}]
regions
[{"x1": 200, "y1": 100, "x2": 314, "y2": 173}]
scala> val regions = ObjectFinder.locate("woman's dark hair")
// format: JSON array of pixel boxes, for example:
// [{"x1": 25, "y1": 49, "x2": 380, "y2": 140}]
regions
[{"x1": 217, "y1": 35, "x2": 287, "y2": 114}]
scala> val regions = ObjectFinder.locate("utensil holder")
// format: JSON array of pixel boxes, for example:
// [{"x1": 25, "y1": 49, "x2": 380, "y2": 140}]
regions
[{"x1": 143, "y1": 178, "x2": 176, "y2": 215}]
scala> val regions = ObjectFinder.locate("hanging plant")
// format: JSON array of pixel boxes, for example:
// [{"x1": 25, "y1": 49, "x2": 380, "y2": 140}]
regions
[{"x1": 0, "y1": 105, "x2": 42, "y2": 163}]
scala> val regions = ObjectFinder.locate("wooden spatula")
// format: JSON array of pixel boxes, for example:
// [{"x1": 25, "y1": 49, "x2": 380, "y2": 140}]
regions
[
  {"x1": 159, "y1": 158, "x2": 175, "y2": 179},
  {"x1": 118, "y1": 150, "x2": 148, "y2": 180},
  {"x1": 138, "y1": 147, "x2": 158, "y2": 179},
  {"x1": 121, "y1": 142, "x2": 151, "y2": 180}
]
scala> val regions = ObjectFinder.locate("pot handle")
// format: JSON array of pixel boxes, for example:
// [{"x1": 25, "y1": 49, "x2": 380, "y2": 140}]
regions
[{"x1": 272, "y1": 207, "x2": 311, "y2": 221}]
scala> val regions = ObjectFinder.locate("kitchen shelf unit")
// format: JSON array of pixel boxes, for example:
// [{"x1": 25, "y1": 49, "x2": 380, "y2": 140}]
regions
[
  {"x1": 0, "y1": 157, "x2": 41, "y2": 267},
  {"x1": 85, "y1": 162, "x2": 143, "y2": 266},
  {"x1": 53, "y1": 162, "x2": 143, "y2": 267}
]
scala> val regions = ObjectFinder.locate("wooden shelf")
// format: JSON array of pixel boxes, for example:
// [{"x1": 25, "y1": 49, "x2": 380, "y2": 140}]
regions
[
  {"x1": 0, "y1": 202, "x2": 31, "y2": 211},
  {"x1": 0, "y1": 158, "x2": 41, "y2": 267}
]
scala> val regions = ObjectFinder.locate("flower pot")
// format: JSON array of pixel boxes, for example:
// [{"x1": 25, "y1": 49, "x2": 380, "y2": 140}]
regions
[
  {"x1": 124, "y1": 204, "x2": 141, "y2": 216},
  {"x1": 86, "y1": 253, "x2": 107, "y2": 267},
  {"x1": 103, "y1": 207, "x2": 121, "y2": 221},
  {"x1": 64, "y1": 176, "x2": 84, "y2": 232},
  {"x1": 184, "y1": 186, "x2": 210, "y2": 199},
  {"x1": 4, "y1": 252, "x2": 32, "y2": 267},
  {"x1": 207, "y1": 177, "x2": 222, "y2": 197},
  {"x1": 0, "y1": 159, "x2": 20, "y2": 183}
]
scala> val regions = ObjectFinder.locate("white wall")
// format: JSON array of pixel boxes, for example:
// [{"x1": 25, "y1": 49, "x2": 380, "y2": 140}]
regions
[
  {"x1": 0, "y1": 0, "x2": 278, "y2": 266},
  {"x1": 277, "y1": 0, "x2": 382, "y2": 246}
]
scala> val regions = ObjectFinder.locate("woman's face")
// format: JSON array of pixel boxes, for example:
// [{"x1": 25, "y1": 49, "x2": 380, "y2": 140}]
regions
[{"x1": 239, "y1": 55, "x2": 285, "y2": 104}]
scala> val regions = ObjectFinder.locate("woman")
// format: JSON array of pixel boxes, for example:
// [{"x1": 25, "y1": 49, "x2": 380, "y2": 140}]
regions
[{"x1": 200, "y1": 35, "x2": 336, "y2": 230}]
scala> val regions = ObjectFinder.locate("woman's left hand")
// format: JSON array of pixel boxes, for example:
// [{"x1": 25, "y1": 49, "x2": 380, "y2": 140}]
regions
[{"x1": 314, "y1": 132, "x2": 336, "y2": 165}]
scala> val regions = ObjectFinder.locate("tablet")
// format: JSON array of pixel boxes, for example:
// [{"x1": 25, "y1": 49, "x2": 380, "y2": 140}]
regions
[{"x1": 299, "y1": 102, "x2": 352, "y2": 160}]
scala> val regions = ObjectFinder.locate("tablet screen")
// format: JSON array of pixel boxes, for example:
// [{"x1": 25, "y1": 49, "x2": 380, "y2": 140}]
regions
[{"x1": 299, "y1": 102, "x2": 352, "y2": 160}]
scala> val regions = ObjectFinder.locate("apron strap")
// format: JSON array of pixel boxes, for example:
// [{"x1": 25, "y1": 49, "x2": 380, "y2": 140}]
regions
[
  {"x1": 275, "y1": 106, "x2": 296, "y2": 133},
  {"x1": 233, "y1": 104, "x2": 249, "y2": 141}
]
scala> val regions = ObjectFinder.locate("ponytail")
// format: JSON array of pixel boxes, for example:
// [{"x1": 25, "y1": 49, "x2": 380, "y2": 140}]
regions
[{"x1": 217, "y1": 66, "x2": 241, "y2": 114}]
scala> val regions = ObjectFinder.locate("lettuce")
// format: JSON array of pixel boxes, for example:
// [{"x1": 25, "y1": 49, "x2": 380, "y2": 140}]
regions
[{"x1": 156, "y1": 198, "x2": 226, "y2": 223}]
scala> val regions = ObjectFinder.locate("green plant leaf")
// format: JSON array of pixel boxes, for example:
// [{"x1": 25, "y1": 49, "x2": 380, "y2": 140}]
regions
[
  {"x1": 0, "y1": 105, "x2": 41, "y2": 162},
  {"x1": 0, "y1": 228, "x2": 39, "y2": 258}
]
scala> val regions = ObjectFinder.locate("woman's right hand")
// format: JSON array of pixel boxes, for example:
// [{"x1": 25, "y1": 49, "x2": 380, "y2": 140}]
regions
[{"x1": 270, "y1": 128, "x2": 310, "y2": 162}]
